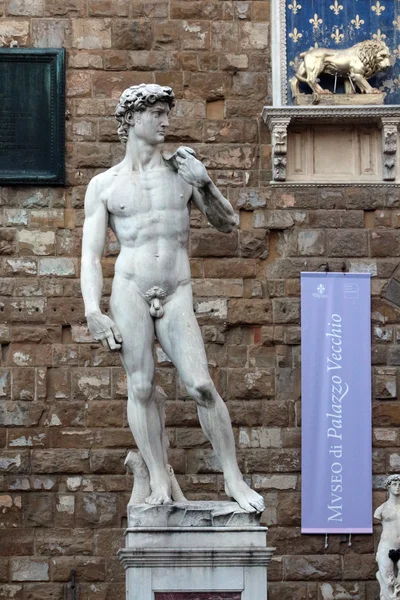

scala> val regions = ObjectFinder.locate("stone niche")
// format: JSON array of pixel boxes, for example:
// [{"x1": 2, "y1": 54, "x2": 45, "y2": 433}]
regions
[
  {"x1": 262, "y1": 106, "x2": 400, "y2": 184},
  {"x1": 266, "y1": 0, "x2": 400, "y2": 186}
]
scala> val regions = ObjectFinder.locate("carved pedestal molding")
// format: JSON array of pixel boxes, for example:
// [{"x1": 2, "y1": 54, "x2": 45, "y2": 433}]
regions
[
  {"x1": 270, "y1": 117, "x2": 291, "y2": 182},
  {"x1": 118, "y1": 502, "x2": 275, "y2": 600},
  {"x1": 381, "y1": 117, "x2": 398, "y2": 182},
  {"x1": 263, "y1": 106, "x2": 400, "y2": 184}
]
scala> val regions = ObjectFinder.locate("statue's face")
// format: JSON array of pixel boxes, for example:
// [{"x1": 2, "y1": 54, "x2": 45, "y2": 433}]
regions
[
  {"x1": 378, "y1": 50, "x2": 391, "y2": 71},
  {"x1": 389, "y1": 479, "x2": 400, "y2": 496},
  {"x1": 131, "y1": 101, "x2": 170, "y2": 145}
]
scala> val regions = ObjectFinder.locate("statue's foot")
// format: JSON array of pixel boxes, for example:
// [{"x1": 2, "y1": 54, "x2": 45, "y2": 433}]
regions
[
  {"x1": 225, "y1": 479, "x2": 265, "y2": 513},
  {"x1": 145, "y1": 490, "x2": 172, "y2": 505},
  {"x1": 145, "y1": 478, "x2": 172, "y2": 505}
]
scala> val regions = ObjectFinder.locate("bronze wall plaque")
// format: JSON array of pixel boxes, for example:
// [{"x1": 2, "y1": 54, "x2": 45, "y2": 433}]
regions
[{"x1": 0, "y1": 48, "x2": 65, "y2": 185}]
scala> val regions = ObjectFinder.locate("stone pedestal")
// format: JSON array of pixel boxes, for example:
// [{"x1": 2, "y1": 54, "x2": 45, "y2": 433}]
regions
[{"x1": 118, "y1": 501, "x2": 275, "y2": 600}]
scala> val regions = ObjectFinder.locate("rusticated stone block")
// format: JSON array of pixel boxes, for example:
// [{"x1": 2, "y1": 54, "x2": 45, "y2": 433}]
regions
[
  {"x1": 228, "y1": 367, "x2": 274, "y2": 398},
  {"x1": 228, "y1": 299, "x2": 272, "y2": 324},
  {"x1": 342, "y1": 555, "x2": 377, "y2": 580},
  {"x1": 90, "y1": 450, "x2": 126, "y2": 474},
  {"x1": 32, "y1": 450, "x2": 89, "y2": 474},
  {"x1": 374, "y1": 367, "x2": 397, "y2": 399},
  {"x1": 71, "y1": 18, "x2": 111, "y2": 48},
  {"x1": 36, "y1": 528, "x2": 94, "y2": 556},
  {"x1": 240, "y1": 229, "x2": 268, "y2": 258},
  {"x1": 319, "y1": 582, "x2": 365, "y2": 600},
  {"x1": 89, "y1": 0, "x2": 129, "y2": 16},
  {"x1": 50, "y1": 556, "x2": 106, "y2": 581},
  {"x1": 0, "y1": 19, "x2": 30, "y2": 45},
  {"x1": 32, "y1": 17, "x2": 71, "y2": 47},
  {"x1": 284, "y1": 556, "x2": 341, "y2": 581},
  {"x1": 75, "y1": 493, "x2": 118, "y2": 527},
  {"x1": 373, "y1": 401, "x2": 400, "y2": 426},
  {"x1": 0, "y1": 585, "x2": 23, "y2": 600},
  {"x1": 268, "y1": 582, "x2": 315, "y2": 600},
  {"x1": 272, "y1": 298, "x2": 300, "y2": 324},
  {"x1": 372, "y1": 230, "x2": 400, "y2": 258},
  {"x1": 11, "y1": 558, "x2": 49, "y2": 582},
  {"x1": 190, "y1": 230, "x2": 238, "y2": 257},
  {"x1": 328, "y1": 230, "x2": 368, "y2": 257},
  {"x1": 24, "y1": 494, "x2": 54, "y2": 527},
  {"x1": 112, "y1": 19, "x2": 152, "y2": 49}
]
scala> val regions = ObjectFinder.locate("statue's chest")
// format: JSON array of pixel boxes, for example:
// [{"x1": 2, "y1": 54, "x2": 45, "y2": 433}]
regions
[
  {"x1": 383, "y1": 506, "x2": 400, "y2": 523},
  {"x1": 106, "y1": 171, "x2": 188, "y2": 218}
]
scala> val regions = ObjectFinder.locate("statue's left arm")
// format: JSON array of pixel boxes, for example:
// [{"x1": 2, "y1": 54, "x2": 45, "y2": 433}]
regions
[{"x1": 175, "y1": 147, "x2": 236, "y2": 233}]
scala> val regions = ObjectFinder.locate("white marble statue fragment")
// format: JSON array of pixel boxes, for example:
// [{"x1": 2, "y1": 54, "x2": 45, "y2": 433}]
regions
[
  {"x1": 375, "y1": 474, "x2": 400, "y2": 599},
  {"x1": 80, "y1": 83, "x2": 265, "y2": 513}
]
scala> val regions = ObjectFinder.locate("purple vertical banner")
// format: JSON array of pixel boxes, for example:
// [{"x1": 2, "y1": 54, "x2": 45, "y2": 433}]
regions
[{"x1": 301, "y1": 273, "x2": 372, "y2": 534}]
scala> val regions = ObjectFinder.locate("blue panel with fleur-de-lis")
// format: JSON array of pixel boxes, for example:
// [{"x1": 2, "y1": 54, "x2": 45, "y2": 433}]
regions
[{"x1": 286, "y1": 0, "x2": 400, "y2": 104}]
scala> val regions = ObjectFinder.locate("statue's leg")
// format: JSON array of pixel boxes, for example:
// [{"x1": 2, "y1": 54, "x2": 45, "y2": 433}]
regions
[
  {"x1": 351, "y1": 73, "x2": 375, "y2": 94},
  {"x1": 110, "y1": 276, "x2": 172, "y2": 505},
  {"x1": 377, "y1": 552, "x2": 396, "y2": 600},
  {"x1": 155, "y1": 284, "x2": 265, "y2": 513}
]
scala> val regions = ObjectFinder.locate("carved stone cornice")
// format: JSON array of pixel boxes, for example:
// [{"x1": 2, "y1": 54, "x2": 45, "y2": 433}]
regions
[
  {"x1": 268, "y1": 182, "x2": 400, "y2": 188},
  {"x1": 263, "y1": 105, "x2": 400, "y2": 183},
  {"x1": 118, "y1": 547, "x2": 275, "y2": 568},
  {"x1": 262, "y1": 105, "x2": 400, "y2": 128}
]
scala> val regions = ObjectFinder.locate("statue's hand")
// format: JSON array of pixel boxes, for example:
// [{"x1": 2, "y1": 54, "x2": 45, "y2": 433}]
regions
[
  {"x1": 175, "y1": 147, "x2": 211, "y2": 188},
  {"x1": 86, "y1": 311, "x2": 122, "y2": 351}
]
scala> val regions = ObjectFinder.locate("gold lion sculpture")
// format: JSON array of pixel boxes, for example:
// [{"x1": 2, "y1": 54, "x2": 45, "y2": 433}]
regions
[{"x1": 290, "y1": 39, "x2": 391, "y2": 100}]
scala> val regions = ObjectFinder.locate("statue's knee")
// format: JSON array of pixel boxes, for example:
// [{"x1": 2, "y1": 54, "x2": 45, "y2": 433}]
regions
[
  {"x1": 188, "y1": 379, "x2": 216, "y2": 407},
  {"x1": 129, "y1": 378, "x2": 153, "y2": 405}
]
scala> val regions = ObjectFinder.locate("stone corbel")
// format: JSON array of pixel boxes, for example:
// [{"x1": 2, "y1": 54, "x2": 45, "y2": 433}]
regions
[
  {"x1": 270, "y1": 117, "x2": 291, "y2": 182},
  {"x1": 381, "y1": 117, "x2": 398, "y2": 182}
]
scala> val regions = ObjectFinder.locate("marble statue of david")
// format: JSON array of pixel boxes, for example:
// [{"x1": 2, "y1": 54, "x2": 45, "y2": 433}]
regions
[{"x1": 80, "y1": 83, "x2": 264, "y2": 513}]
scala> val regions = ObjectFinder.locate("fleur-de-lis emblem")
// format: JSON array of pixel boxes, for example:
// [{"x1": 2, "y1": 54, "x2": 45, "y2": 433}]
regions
[
  {"x1": 371, "y1": 2, "x2": 385, "y2": 16},
  {"x1": 373, "y1": 28, "x2": 387, "y2": 41},
  {"x1": 289, "y1": 28, "x2": 303, "y2": 43},
  {"x1": 393, "y1": 16, "x2": 400, "y2": 31},
  {"x1": 372, "y1": 1, "x2": 386, "y2": 17},
  {"x1": 288, "y1": 0, "x2": 302, "y2": 15},
  {"x1": 330, "y1": 1, "x2": 343, "y2": 16},
  {"x1": 351, "y1": 15, "x2": 365, "y2": 29},
  {"x1": 289, "y1": 56, "x2": 302, "y2": 71},
  {"x1": 309, "y1": 14, "x2": 323, "y2": 30},
  {"x1": 393, "y1": 44, "x2": 400, "y2": 58},
  {"x1": 331, "y1": 27, "x2": 344, "y2": 44}
]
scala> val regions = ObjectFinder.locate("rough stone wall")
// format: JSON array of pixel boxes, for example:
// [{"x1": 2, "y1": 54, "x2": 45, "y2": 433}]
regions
[{"x1": 0, "y1": 1, "x2": 399, "y2": 599}]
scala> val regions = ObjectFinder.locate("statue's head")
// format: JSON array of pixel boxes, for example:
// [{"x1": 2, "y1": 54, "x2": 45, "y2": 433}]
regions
[
  {"x1": 384, "y1": 474, "x2": 400, "y2": 495},
  {"x1": 376, "y1": 41, "x2": 391, "y2": 71},
  {"x1": 115, "y1": 83, "x2": 175, "y2": 145}
]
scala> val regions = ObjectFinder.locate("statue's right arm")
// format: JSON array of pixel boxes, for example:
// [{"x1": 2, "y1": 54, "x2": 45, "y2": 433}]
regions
[
  {"x1": 81, "y1": 177, "x2": 122, "y2": 351},
  {"x1": 374, "y1": 503, "x2": 384, "y2": 521}
]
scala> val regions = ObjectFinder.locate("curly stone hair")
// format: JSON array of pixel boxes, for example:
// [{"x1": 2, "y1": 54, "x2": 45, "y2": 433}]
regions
[
  {"x1": 356, "y1": 39, "x2": 390, "y2": 79},
  {"x1": 384, "y1": 474, "x2": 400, "y2": 489},
  {"x1": 115, "y1": 83, "x2": 175, "y2": 145}
]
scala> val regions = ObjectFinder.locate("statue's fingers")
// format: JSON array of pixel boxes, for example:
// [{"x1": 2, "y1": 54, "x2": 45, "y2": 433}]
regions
[
  {"x1": 176, "y1": 146, "x2": 195, "y2": 158},
  {"x1": 106, "y1": 333, "x2": 121, "y2": 351},
  {"x1": 100, "y1": 338, "x2": 109, "y2": 350},
  {"x1": 181, "y1": 146, "x2": 196, "y2": 156},
  {"x1": 111, "y1": 325, "x2": 123, "y2": 343}
]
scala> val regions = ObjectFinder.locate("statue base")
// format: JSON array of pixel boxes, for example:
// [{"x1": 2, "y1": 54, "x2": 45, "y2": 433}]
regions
[
  {"x1": 294, "y1": 92, "x2": 384, "y2": 106},
  {"x1": 118, "y1": 501, "x2": 275, "y2": 600}
]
